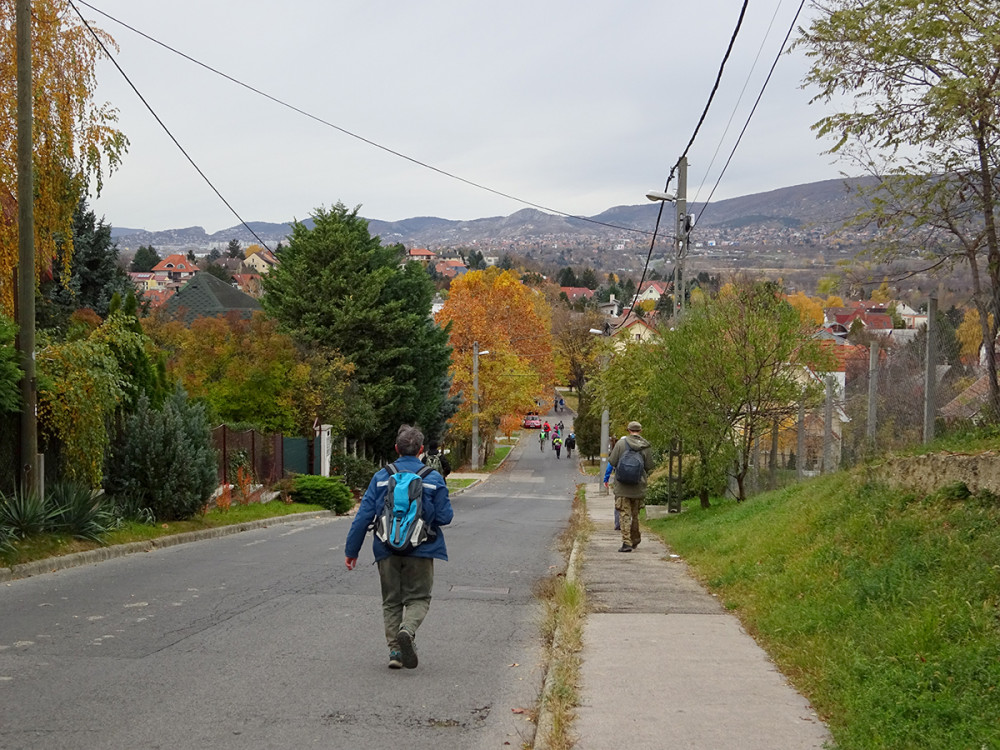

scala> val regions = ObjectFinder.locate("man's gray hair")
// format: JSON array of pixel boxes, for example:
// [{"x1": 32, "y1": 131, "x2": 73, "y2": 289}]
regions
[{"x1": 396, "y1": 425, "x2": 424, "y2": 456}]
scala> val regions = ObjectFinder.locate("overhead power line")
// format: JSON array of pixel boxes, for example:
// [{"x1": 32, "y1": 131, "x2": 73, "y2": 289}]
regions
[
  {"x1": 696, "y1": 0, "x2": 807, "y2": 225},
  {"x1": 77, "y1": 0, "x2": 655, "y2": 238},
  {"x1": 624, "y1": 0, "x2": 751, "y2": 326},
  {"x1": 68, "y1": 0, "x2": 273, "y2": 250}
]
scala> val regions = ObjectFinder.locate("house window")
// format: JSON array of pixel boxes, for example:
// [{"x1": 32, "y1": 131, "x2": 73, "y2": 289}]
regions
[{"x1": 635, "y1": 333, "x2": 641, "y2": 341}]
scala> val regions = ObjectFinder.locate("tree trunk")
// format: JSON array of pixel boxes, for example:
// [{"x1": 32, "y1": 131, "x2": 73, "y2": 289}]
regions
[{"x1": 977, "y1": 124, "x2": 1000, "y2": 417}]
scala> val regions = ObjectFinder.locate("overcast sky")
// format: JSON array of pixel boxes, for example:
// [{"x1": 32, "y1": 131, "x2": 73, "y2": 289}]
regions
[{"x1": 82, "y1": 0, "x2": 846, "y2": 234}]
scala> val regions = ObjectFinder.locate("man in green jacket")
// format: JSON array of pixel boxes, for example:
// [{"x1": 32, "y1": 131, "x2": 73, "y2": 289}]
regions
[{"x1": 606, "y1": 420, "x2": 654, "y2": 552}]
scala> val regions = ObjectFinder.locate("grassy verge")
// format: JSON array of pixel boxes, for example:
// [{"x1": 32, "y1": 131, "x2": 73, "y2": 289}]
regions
[
  {"x1": 479, "y1": 444, "x2": 513, "y2": 472},
  {"x1": 1, "y1": 500, "x2": 326, "y2": 568},
  {"x1": 446, "y1": 478, "x2": 477, "y2": 491},
  {"x1": 535, "y1": 483, "x2": 590, "y2": 750},
  {"x1": 646, "y1": 472, "x2": 1000, "y2": 749}
]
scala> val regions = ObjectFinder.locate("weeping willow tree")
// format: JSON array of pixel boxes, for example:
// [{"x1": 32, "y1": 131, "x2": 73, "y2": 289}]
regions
[{"x1": 0, "y1": 0, "x2": 127, "y2": 315}]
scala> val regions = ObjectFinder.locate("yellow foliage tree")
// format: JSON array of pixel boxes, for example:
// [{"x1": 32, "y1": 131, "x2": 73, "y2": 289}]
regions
[
  {"x1": 956, "y1": 308, "x2": 987, "y2": 366},
  {"x1": 436, "y1": 268, "x2": 555, "y2": 454},
  {"x1": 0, "y1": 0, "x2": 127, "y2": 314},
  {"x1": 870, "y1": 278, "x2": 892, "y2": 303},
  {"x1": 785, "y1": 291, "x2": 824, "y2": 326}
]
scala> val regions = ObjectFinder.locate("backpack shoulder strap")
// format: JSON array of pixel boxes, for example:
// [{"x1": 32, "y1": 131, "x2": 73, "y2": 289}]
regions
[
  {"x1": 417, "y1": 465, "x2": 433, "y2": 479},
  {"x1": 386, "y1": 462, "x2": 398, "y2": 476}
]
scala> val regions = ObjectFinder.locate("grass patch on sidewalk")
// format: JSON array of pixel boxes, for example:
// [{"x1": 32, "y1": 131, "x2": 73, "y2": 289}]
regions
[
  {"x1": 1, "y1": 500, "x2": 325, "y2": 568},
  {"x1": 535, "y1": 483, "x2": 590, "y2": 750},
  {"x1": 646, "y1": 472, "x2": 1000, "y2": 750}
]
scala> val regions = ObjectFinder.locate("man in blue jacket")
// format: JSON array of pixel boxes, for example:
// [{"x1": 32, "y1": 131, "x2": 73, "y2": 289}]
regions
[{"x1": 345, "y1": 424, "x2": 453, "y2": 670}]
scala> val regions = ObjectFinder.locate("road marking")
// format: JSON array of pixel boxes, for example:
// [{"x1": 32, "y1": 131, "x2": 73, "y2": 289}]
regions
[{"x1": 450, "y1": 585, "x2": 510, "y2": 595}]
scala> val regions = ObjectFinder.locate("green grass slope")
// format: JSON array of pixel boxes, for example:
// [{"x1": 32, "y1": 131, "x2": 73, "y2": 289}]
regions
[{"x1": 648, "y1": 473, "x2": 1000, "y2": 749}]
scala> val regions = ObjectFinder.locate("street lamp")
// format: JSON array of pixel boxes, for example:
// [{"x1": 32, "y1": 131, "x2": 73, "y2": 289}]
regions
[
  {"x1": 647, "y1": 156, "x2": 689, "y2": 316},
  {"x1": 471, "y1": 342, "x2": 489, "y2": 471}
]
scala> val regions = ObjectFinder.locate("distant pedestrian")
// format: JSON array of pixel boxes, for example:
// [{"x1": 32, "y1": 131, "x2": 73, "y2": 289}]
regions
[
  {"x1": 565, "y1": 432, "x2": 576, "y2": 459},
  {"x1": 422, "y1": 443, "x2": 451, "y2": 478},
  {"x1": 345, "y1": 425, "x2": 453, "y2": 669},
  {"x1": 539, "y1": 430, "x2": 546, "y2": 451},
  {"x1": 607, "y1": 421, "x2": 653, "y2": 552},
  {"x1": 604, "y1": 462, "x2": 619, "y2": 530},
  {"x1": 553, "y1": 435, "x2": 562, "y2": 459}
]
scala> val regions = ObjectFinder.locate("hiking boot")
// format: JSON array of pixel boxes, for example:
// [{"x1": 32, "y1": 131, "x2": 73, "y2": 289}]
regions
[
  {"x1": 618, "y1": 544, "x2": 633, "y2": 553},
  {"x1": 397, "y1": 628, "x2": 418, "y2": 669},
  {"x1": 388, "y1": 650, "x2": 403, "y2": 669}
]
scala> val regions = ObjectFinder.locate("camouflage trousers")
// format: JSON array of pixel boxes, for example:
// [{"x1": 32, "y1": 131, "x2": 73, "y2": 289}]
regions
[{"x1": 614, "y1": 496, "x2": 642, "y2": 548}]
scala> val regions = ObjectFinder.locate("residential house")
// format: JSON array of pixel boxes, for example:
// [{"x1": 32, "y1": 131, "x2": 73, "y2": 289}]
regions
[
  {"x1": 231, "y1": 273, "x2": 263, "y2": 297},
  {"x1": 142, "y1": 288, "x2": 175, "y2": 309},
  {"x1": 635, "y1": 280, "x2": 670, "y2": 306},
  {"x1": 823, "y1": 301, "x2": 894, "y2": 336},
  {"x1": 159, "y1": 272, "x2": 262, "y2": 325},
  {"x1": 893, "y1": 301, "x2": 927, "y2": 329},
  {"x1": 407, "y1": 248, "x2": 436, "y2": 266},
  {"x1": 434, "y1": 259, "x2": 468, "y2": 279},
  {"x1": 610, "y1": 312, "x2": 659, "y2": 349},
  {"x1": 242, "y1": 247, "x2": 279, "y2": 275},
  {"x1": 128, "y1": 272, "x2": 155, "y2": 292},
  {"x1": 151, "y1": 255, "x2": 200, "y2": 288},
  {"x1": 561, "y1": 286, "x2": 595, "y2": 303},
  {"x1": 597, "y1": 294, "x2": 622, "y2": 318}
]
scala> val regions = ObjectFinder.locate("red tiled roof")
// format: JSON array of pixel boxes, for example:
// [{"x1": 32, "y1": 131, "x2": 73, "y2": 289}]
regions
[{"x1": 152, "y1": 254, "x2": 199, "y2": 273}]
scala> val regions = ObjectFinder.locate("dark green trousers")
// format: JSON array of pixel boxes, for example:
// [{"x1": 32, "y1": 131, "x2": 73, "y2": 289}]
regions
[{"x1": 377, "y1": 555, "x2": 434, "y2": 649}]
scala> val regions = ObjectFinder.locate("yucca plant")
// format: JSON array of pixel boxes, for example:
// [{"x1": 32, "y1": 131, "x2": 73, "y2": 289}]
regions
[
  {"x1": 47, "y1": 481, "x2": 113, "y2": 543},
  {"x1": 0, "y1": 485, "x2": 55, "y2": 538},
  {"x1": 0, "y1": 522, "x2": 14, "y2": 556}
]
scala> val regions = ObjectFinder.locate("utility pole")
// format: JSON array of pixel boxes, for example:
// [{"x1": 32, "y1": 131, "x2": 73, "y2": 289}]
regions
[
  {"x1": 471, "y1": 341, "x2": 481, "y2": 471},
  {"x1": 16, "y1": 0, "x2": 38, "y2": 493},
  {"x1": 675, "y1": 156, "x2": 688, "y2": 316},
  {"x1": 599, "y1": 406, "x2": 609, "y2": 495},
  {"x1": 867, "y1": 341, "x2": 879, "y2": 445},
  {"x1": 923, "y1": 296, "x2": 937, "y2": 444}
]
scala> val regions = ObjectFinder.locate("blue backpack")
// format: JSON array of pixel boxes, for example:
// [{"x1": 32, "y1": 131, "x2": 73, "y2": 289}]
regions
[{"x1": 374, "y1": 463, "x2": 434, "y2": 553}]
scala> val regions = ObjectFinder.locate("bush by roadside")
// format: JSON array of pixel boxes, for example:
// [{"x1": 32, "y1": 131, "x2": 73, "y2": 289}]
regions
[{"x1": 288, "y1": 474, "x2": 354, "y2": 514}]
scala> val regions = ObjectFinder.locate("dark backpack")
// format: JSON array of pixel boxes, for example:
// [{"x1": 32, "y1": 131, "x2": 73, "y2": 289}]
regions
[
  {"x1": 423, "y1": 452, "x2": 444, "y2": 476},
  {"x1": 615, "y1": 444, "x2": 645, "y2": 485},
  {"x1": 373, "y1": 463, "x2": 433, "y2": 553}
]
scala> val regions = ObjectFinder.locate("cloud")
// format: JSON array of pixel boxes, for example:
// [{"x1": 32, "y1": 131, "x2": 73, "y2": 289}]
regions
[{"x1": 87, "y1": 0, "x2": 844, "y2": 232}]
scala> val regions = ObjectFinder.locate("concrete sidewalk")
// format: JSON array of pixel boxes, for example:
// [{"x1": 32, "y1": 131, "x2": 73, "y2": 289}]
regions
[{"x1": 573, "y1": 485, "x2": 831, "y2": 749}]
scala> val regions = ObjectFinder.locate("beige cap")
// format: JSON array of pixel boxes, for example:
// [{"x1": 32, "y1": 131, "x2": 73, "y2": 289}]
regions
[{"x1": 627, "y1": 420, "x2": 642, "y2": 432}]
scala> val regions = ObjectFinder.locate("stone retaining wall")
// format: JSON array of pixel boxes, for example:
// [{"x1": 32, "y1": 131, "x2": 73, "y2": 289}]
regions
[{"x1": 873, "y1": 451, "x2": 1000, "y2": 495}]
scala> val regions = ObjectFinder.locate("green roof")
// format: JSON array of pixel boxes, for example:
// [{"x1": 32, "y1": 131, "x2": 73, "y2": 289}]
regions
[{"x1": 162, "y1": 272, "x2": 262, "y2": 324}]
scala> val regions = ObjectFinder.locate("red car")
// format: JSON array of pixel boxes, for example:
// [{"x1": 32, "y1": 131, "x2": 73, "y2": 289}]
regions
[{"x1": 522, "y1": 414, "x2": 543, "y2": 429}]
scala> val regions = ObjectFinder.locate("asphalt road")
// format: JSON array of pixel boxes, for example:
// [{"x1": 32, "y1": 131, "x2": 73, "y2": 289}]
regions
[{"x1": 0, "y1": 429, "x2": 580, "y2": 750}]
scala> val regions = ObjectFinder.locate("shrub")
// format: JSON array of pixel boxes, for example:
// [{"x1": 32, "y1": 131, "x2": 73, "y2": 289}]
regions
[
  {"x1": 47, "y1": 480, "x2": 114, "y2": 542},
  {"x1": 330, "y1": 453, "x2": 377, "y2": 491},
  {"x1": 290, "y1": 475, "x2": 353, "y2": 514},
  {"x1": 644, "y1": 476, "x2": 672, "y2": 505},
  {"x1": 0, "y1": 485, "x2": 55, "y2": 538},
  {"x1": 0, "y1": 522, "x2": 13, "y2": 555},
  {"x1": 104, "y1": 388, "x2": 218, "y2": 522}
]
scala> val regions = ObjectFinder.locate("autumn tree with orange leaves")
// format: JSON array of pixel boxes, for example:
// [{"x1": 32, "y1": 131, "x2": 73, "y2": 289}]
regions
[
  {"x1": 436, "y1": 268, "x2": 555, "y2": 461},
  {"x1": 0, "y1": 0, "x2": 127, "y2": 314}
]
